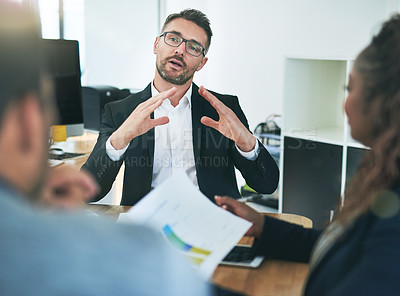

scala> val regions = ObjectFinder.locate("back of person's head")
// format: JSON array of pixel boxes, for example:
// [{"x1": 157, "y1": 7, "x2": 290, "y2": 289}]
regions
[
  {"x1": 356, "y1": 14, "x2": 400, "y2": 132},
  {"x1": 0, "y1": 1, "x2": 44, "y2": 125},
  {"x1": 161, "y1": 9, "x2": 212, "y2": 52},
  {"x1": 0, "y1": 1, "x2": 55, "y2": 199},
  {"x1": 339, "y1": 14, "x2": 400, "y2": 223}
]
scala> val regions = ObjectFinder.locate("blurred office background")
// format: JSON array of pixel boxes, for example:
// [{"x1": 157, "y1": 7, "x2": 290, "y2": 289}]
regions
[
  {"x1": 18, "y1": 0, "x2": 400, "y2": 206},
  {"x1": 33, "y1": 0, "x2": 400, "y2": 130}
]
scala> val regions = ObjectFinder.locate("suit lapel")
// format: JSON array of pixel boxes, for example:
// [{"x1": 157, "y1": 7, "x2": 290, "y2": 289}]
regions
[
  {"x1": 191, "y1": 83, "x2": 203, "y2": 160},
  {"x1": 142, "y1": 82, "x2": 204, "y2": 167},
  {"x1": 139, "y1": 84, "x2": 155, "y2": 161}
]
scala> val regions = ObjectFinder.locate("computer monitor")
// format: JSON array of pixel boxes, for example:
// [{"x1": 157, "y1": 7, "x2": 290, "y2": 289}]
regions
[{"x1": 42, "y1": 38, "x2": 84, "y2": 138}]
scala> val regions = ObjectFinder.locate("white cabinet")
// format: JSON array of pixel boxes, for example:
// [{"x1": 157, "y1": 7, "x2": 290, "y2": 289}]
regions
[{"x1": 280, "y1": 57, "x2": 368, "y2": 228}]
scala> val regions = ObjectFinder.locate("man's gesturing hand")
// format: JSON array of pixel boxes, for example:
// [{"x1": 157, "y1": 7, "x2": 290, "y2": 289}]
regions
[
  {"x1": 110, "y1": 87, "x2": 176, "y2": 150},
  {"x1": 199, "y1": 86, "x2": 256, "y2": 152}
]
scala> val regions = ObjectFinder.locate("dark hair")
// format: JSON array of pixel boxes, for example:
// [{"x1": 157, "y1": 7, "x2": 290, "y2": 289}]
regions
[
  {"x1": 0, "y1": 2, "x2": 45, "y2": 125},
  {"x1": 161, "y1": 9, "x2": 212, "y2": 53},
  {"x1": 337, "y1": 14, "x2": 400, "y2": 223}
]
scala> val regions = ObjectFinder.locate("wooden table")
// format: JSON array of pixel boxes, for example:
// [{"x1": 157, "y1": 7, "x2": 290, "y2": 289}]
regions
[
  {"x1": 63, "y1": 134, "x2": 311, "y2": 295},
  {"x1": 212, "y1": 212, "x2": 311, "y2": 296},
  {"x1": 52, "y1": 132, "x2": 98, "y2": 168},
  {"x1": 87, "y1": 204, "x2": 311, "y2": 296}
]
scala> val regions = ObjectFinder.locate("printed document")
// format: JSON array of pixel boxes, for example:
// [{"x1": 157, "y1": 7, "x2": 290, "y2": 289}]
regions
[{"x1": 119, "y1": 170, "x2": 251, "y2": 278}]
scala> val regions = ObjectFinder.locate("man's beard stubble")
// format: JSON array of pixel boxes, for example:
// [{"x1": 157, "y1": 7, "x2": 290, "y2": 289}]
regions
[{"x1": 156, "y1": 55, "x2": 195, "y2": 86}]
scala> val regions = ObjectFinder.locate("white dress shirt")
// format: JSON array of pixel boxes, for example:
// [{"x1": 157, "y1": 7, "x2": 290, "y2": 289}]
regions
[
  {"x1": 105, "y1": 83, "x2": 259, "y2": 188},
  {"x1": 151, "y1": 84, "x2": 197, "y2": 188}
]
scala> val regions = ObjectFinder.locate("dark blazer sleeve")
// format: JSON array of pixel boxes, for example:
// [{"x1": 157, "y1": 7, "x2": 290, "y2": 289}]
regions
[
  {"x1": 254, "y1": 216, "x2": 321, "y2": 262},
  {"x1": 315, "y1": 213, "x2": 400, "y2": 296},
  {"x1": 81, "y1": 103, "x2": 124, "y2": 202},
  {"x1": 228, "y1": 96, "x2": 279, "y2": 194}
]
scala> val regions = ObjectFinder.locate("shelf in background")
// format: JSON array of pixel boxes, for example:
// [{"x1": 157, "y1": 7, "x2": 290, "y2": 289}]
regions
[
  {"x1": 280, "y1": 56, "x2": 358, "y2": 227},
  {"x1": 282, "y1": 126, "x2": 344, "y2": 146},
  {"x1": 346, "y1": 139, "x2": 368, "y2": 149},
  {"x1": 283, "y1": 59, "x2": 347, "y2": 137}
]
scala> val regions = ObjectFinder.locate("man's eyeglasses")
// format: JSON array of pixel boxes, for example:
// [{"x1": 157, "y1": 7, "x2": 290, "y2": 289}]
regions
[{"x1": 159, "y1": 32, "x2": 206, "y2": 57}]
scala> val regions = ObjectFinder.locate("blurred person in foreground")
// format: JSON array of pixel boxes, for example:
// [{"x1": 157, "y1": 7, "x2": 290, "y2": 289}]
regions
[
  {"x1": 216, "y1": 14, "x2": 400, "y2": 295},
  {"x1": 0, "y1": 2, "x2": 211, "y2": 295}
]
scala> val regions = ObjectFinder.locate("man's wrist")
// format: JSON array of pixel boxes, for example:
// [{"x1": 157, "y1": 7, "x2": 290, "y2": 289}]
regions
[
  {"x1": 110, "y1": 129, "x2": 131, "y2": 150},
  {"x1": 236, "y1": 137, "x2": 259, "y2": 161},
  {"x1": 106, "y1": 136, "x2": 129, "y2": 161},
  {"x1": 237, "y1": 135, "x2": 257, "y2": 152}
]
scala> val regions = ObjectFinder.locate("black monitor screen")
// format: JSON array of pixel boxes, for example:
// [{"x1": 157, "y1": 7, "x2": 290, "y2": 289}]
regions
[{"x1": 42, "y1": 39, "x2": 83, "y2": 125}]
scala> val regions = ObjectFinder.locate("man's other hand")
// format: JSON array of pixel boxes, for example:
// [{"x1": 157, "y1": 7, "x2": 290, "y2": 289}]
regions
[
  {"x1": 41, "y1": 165, "x2": 99, "y2": 210},
  {"x1": 215, "y1": 195, "x2": 265, "y2": 237},
  {"x1": 199, "y1": 86, "x2": 256, "y2": 152}
]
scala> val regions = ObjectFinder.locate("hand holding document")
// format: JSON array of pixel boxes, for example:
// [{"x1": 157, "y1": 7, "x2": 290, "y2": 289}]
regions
[{"x1": 119, "y1": 170, "x2": 252, "y2": 279}]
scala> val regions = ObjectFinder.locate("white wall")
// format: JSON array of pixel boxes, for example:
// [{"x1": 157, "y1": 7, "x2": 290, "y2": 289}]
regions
[
  {"x1": 81, "y1": 0, "x2": 399, "y2": 192},
  {"x1": 164, "y1": 0, "x2": 399, "y2": 130},
  {"x1": 83, "y1": 0, "x2": 400, "y2": 129},
  {"x1": 84, "y1": 0, "x2": 158, "y2": 90}
]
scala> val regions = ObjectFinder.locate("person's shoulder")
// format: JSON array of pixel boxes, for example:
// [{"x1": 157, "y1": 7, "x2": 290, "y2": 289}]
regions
[
  {"x1": 1, "y1": 207, "x2": 209, "y2": 295},
  {"x1": 367, "y1": 186, "x2": 400, "y2": 234},
  {"x1": 0, "y1": 183, "x2": 210, "y2": 295},
  {"x1": 107, "y1": 84, "x2": 152, "y2": 111}
]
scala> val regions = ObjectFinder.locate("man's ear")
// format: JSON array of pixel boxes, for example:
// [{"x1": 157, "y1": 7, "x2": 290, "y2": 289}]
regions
[
  {"x1": 196, "y1": 56, "x2": 208, "y2": 72},
  {"x1": 18, "y1": 93, "x2": 45, "y2": 155},
  {"x1": 153, "y1": 36, "x2": 160, "y2": 54}
]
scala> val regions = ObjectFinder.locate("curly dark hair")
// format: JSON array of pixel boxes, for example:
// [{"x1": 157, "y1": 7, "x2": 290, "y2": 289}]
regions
[
  {"x1": 337, "y1": 14, "x2": 400, "y2": 223},
  {"x1": 161, "y1": 9, "x2": 212, "y2": 53}
]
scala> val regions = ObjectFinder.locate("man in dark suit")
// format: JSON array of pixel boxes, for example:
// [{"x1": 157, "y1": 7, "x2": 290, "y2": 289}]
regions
[{"x1": 83, "y1": 9, "x2": 279, "y2": 205}]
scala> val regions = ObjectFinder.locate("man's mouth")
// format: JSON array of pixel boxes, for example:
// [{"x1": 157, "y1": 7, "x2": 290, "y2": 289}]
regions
[{"x1": 168, "y1": 58, "x2": 184, "y2": 70}]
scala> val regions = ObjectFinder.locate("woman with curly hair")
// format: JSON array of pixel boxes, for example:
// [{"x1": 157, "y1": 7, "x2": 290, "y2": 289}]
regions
[{"x1": 216, "y1": 14, "x2": 400, "y2": 295}]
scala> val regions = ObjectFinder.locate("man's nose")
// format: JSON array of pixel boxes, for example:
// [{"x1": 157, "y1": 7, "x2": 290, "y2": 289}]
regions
[{"x1": 174, "y1": 41, "x2": 186, "y2": 56}]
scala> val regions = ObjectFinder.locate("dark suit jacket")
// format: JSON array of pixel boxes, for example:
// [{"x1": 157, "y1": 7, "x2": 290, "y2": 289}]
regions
[
  {"x1": 254, "y1": 187, "x2": 400, "y2": 295},
  {"x1": 82, "y1": 83, "x2": 279, "y2": 205}
]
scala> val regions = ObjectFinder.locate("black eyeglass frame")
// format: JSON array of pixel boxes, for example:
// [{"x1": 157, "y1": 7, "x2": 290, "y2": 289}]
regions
[{"x1": 159, "y1": 31, "x2": 206, "y2": 57}]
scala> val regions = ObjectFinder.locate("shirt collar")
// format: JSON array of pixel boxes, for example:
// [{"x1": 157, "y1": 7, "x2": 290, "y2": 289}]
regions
[{"x1": 151, "y1": 82, "x2": 193, "y2": 109}]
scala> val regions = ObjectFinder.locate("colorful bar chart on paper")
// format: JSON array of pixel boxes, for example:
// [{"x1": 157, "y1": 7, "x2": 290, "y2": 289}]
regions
[
  {"x1": 121, "y1": 171, "x2": 252, "y2": 278},
  {"x1": 162, "y1": 224, "x2": 211, "y2": 265}
]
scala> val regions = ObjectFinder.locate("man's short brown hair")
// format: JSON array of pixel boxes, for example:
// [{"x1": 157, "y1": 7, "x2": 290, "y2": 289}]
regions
[{"x1": 161, "y1": 9, "x2": 212, "y2": 53}]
